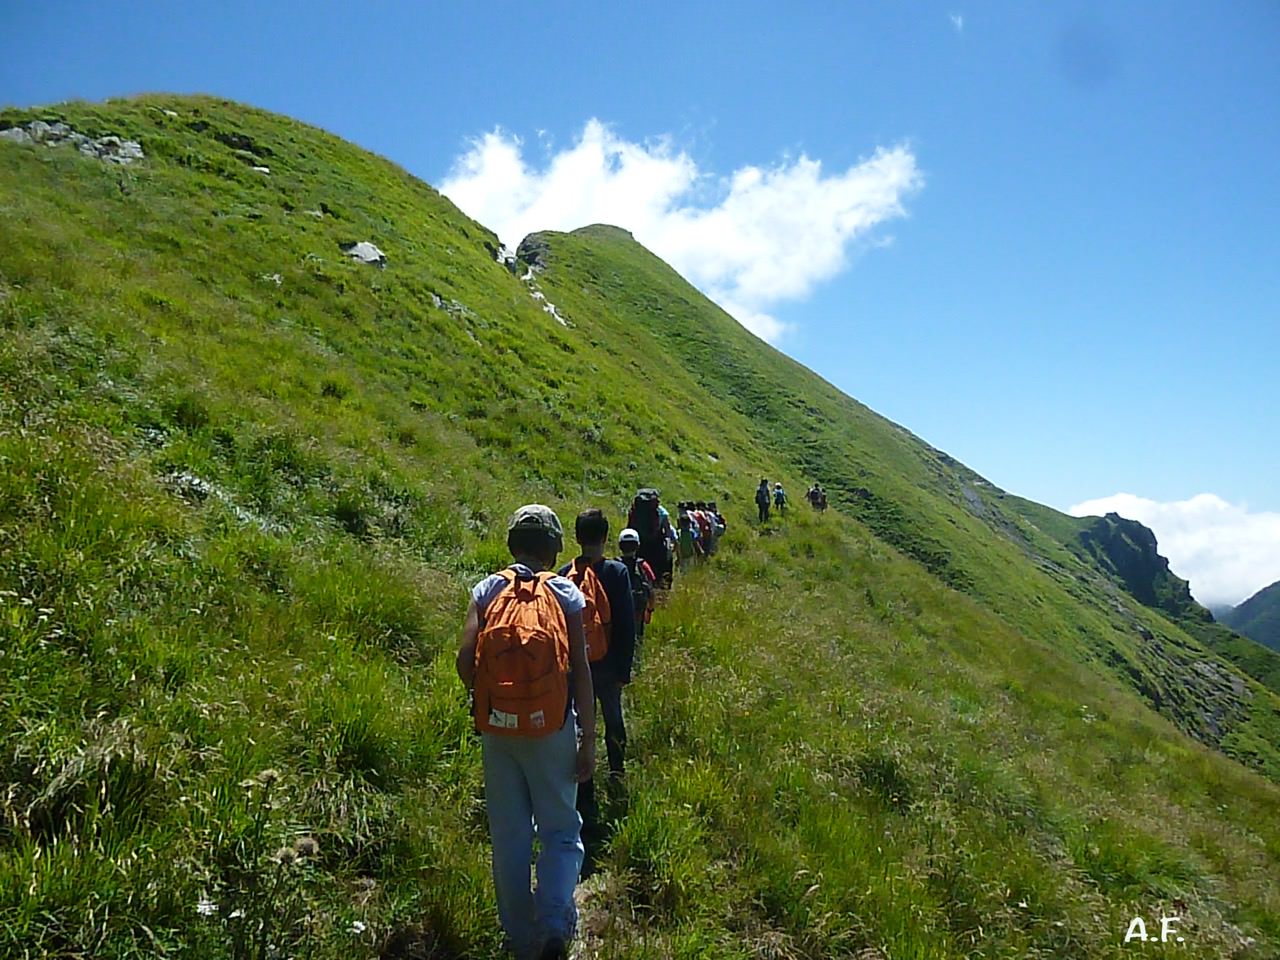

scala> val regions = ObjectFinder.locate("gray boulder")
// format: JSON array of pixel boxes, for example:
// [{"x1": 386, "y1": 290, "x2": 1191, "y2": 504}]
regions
[
  {"x1": 2, "y1": 120, "x2": 145, "y2": 163},
  {"x1": 516, "y1": 233, "x2": 552, "y2": 272},
  {"x1": 339, "y1": 241, "x2": 387, "y2": 267}
]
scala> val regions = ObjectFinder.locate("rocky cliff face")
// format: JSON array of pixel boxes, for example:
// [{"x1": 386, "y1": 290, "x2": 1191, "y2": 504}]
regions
[{"x1": 1076, "y1": 512, "x2": 1210, "y2": 623}]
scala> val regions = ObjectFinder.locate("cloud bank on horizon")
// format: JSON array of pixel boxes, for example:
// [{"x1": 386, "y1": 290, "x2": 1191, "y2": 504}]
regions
[
  {"x1": 1069, "y1": 492, "x2": 1280, "y2": 608},
  {"x1": 440, "y1": 120, "x2": 922, "y2": 342}
]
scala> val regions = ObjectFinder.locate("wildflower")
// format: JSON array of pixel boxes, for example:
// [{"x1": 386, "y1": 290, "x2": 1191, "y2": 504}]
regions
[
  {"x1": 275, "y1": 846, "x2": 298, "y2": 866},
  {"x1": 256, "y1": 768, "x2": 282, "y2": 786},
  {"x1": 196, "y1": 895, "x2": 217, "y2": 917},
  {"x1": 350, "y1": 920, "x2": 368, "y2": 935},
  {"x1": 294, "y1": 836, "x2": 319, "y2": 858}
]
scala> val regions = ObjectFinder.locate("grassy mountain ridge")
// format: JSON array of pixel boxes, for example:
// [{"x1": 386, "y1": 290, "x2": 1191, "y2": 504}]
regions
[
  {"x1": 530, "y1": 225, "x2": 1280, "y2": 774},
  {"x1": 1006, "y1": 504, "x2": 1280, "y2": 702},
  {"x1": 2, "y1": 94, "x2": 1279, "y2": 958},
  {"x1": 1223, "y1": 581, "x2": 1280, "y2": 653}
]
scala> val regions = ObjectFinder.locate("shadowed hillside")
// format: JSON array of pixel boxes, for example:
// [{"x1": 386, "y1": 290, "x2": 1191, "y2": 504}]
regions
[
  {"x1": 1223, "y1": 581, "x2": 1280, "y2": 653},
  {"x1": 2, "y1": 95, "x2": 1279, "y2": 959}
]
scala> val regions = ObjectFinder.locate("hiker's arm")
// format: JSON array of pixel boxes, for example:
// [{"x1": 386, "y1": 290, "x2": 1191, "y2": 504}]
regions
[
  {"x1": 568, "y1": 611, "x2": 596, "y2": 781},
  {"x1": 457, "y1": 599, "x2": 480, "y2": 688}
]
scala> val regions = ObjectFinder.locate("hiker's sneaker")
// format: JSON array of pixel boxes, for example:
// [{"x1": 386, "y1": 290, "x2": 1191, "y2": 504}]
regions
[{"x1": 539, "y1": 936, "x2": 567, "y2": 960}]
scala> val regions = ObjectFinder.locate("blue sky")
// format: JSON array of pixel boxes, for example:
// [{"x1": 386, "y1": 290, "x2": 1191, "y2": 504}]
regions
[{"x1": 3, "y1": 2, "x2": 1277, "y2": 604}]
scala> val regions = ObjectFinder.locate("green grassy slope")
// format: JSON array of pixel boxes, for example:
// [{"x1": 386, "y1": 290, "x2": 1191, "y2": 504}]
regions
[
  {"x1": 533, "y1": 226, "x2": 1280, "y2": 776},
  {"x1": 1, "y1": 95, "x2": 1278, "y2": 959}
]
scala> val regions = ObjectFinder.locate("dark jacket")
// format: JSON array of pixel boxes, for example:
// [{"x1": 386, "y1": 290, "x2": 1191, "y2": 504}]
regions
[{"x1": 559, "y1": 556, "x2": 636, "y2": 685}]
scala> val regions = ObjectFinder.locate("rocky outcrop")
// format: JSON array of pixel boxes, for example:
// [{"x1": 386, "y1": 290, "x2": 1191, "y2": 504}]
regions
[
  {"x1": 485, "y1": 239, "x2": 518, "y2": 273},
  {"x1": 1077, "y1": 512, "x2": 1209, "y2": 623},
  {"x1": 515, "y1": 233, "x2": 552, "y2": 272},
  {"x1": 338, "y1": 241, "x2": 387, "y2": 267},
  {"x1": 0, "y1": 120, "x2": 144, "y2": 164}
]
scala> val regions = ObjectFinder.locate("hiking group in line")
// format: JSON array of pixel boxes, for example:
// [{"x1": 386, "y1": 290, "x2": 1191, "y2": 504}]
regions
[
  {"x1": 754, "y1": 477, "x2": 825, "y2": 523},
  {"x1": 456, "y1": 488, "x2": 726, "y2": 960}
]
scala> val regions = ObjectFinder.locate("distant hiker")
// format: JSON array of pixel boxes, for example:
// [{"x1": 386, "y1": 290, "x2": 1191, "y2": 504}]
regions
[
  {"x1": 628, "y1": 488, "x2": 672, "y2": 590},
  {"x1": 817, "y1": 485, "x2": 828, "y2": 512},
  {"x1": 773, "y1": 482, "x2": 787, "y2": 517},
  {"x1": 661, "y1": 505, "x2": 677, "y2": 584},
  {"x1": 709, "y1": 501, "x2": 727, "y2": 552},
  {"x1": 616, "y1": 528, "x2": 655, "y2": 655},
  {"x1": 457, "y1": 505, "x2": 594, "y2": 960},
  {"x1": 755, "y1": 478, "x2": 771, "y2": 523},
  {"x1": 691, "y1": 501, "x2": 713, "y2": 555},
  {"x1": 559, "y1": 509, "x2": 636, "y2": 834},
  {"x1": 701, "y1": 500, "x2": 723, "y2": 556},
  {"x1": 676, "y1": 512, "x2": 699, "y2": 573},
  {"x1": 807, "y1": 484, "x2": 820, "y2": 510}
]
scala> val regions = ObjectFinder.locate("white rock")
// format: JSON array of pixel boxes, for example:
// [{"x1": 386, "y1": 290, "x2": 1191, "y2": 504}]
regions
[
  {"x1": 340, "y1": 241, "x2": 387, "y2": 267},
  {"x1": 0, "y1": 127, "x2": 32, "y2": 145},
  {"x1": 252, "y1": 165, "x2": 270, "y2": 174}
]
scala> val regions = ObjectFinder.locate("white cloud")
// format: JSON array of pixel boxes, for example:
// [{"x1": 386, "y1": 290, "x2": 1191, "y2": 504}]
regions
[
  {"x1": 950, "y1": 13, "x2": 965, "y2": 33},
  {"x1": 440, "y1": 120, "x2": 921, "y2": 342},
  {"x1": 1068, "y1": 492, "x2": 1280, "y2": 608}
]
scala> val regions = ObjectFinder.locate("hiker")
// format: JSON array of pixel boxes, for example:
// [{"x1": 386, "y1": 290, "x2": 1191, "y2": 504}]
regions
[
  {"x1": 628, "y1": 488, "x2": 672, "y2": 590},
  {"x1": 817, "y1": 484, "x2": 828, "y2": 512},
  {"x1": 680, "y1": 502, "x2": 705, "y2": 558},
  {"x1": 691, "y1": 501, "x2": 713, "y2": 558},
  {"x1": 773, "y1": 482, "x2": 787, "y2": 517},
  {"x1": 457, "y1": 504, "x2": 594, "y2": 960},
  {"x1": 707, "y1": 500, "x2": 726, "y2": 554},
  {"x1": 559, "y1": 509, "x2": 636, "y2": 834},
  {"x1": 700, "y1": 500, "x2": 722, "y2": 556},
  {"x1": 755, "y1": 478, "x2": 771, "y2": 523},
  {"x1": 662, "y1": 507, "x2": 677, "y2": 585},
  {"x1": 616, "y1": 528, "x2": 655, "y2": 657},
  {"x1": 675, "y1": 512, "x2": 699, "y2": 573},
  {"x1": 807, "y1": 484, "x2": 821, "y2": 510}
]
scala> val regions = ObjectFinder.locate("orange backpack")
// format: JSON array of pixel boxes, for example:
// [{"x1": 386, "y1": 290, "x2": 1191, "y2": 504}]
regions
[
  {"x1": 568, "y1": 558, "x2": 612, "y2": 663},
  {"x1": 473, "y1": 570, "x2": 571, "y2": 737}
]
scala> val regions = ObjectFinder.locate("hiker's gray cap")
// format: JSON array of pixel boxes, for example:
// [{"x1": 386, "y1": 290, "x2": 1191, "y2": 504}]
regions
[{"x1": 508, "y1": 504, "x2": 564, "y2": 546}]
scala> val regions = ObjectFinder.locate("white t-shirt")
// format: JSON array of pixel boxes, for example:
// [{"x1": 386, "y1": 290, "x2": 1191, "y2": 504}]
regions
[{"x1": 471, "y1": 563, "x2": 585, "y2": 618}]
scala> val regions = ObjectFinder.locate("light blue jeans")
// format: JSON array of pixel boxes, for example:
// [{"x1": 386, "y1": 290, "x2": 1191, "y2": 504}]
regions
[{"x1": 482, "y1": 715, "x2": 582, "y2": 959}]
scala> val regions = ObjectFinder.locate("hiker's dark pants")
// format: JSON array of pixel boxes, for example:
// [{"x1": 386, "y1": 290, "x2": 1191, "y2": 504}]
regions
[
  {"x1": 639, "y1": 539, "x2": 669, "y2": 588},
  {"x1": 577, "y1": 677, "x2": 625, "y2": 826},
  {"x1": 758, "y1": 502, "x2": 770, "y2": 522}
]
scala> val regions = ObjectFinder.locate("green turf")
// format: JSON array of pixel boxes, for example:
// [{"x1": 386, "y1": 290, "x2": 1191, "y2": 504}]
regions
[{"x1": 1, "y1": 95, "x2": 1277, "y2": 958}]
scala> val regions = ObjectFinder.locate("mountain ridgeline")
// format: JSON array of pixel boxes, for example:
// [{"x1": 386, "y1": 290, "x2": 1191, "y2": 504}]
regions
[
  {"x1": 2, "y1": 96, "x2": 1279, "y2": 959},
  {"x1": 1222, "y1": 580, "x2": 1280, "y2": 651}
]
